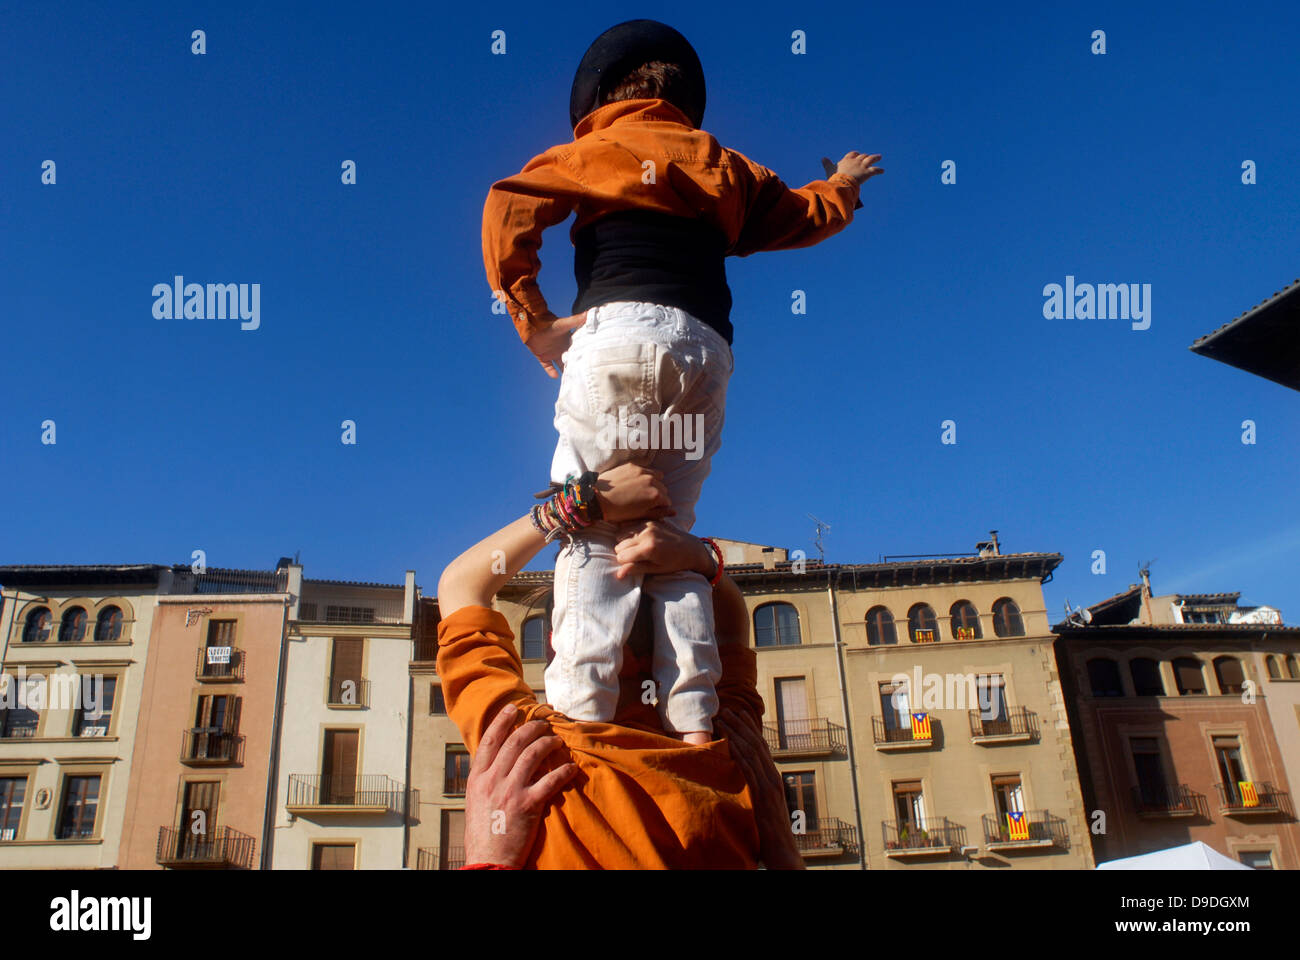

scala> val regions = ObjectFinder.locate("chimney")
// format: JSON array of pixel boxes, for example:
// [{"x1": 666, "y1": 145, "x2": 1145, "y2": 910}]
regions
[{"x1": 976, "y1": 530, "x2": 1001, "y2": 558}]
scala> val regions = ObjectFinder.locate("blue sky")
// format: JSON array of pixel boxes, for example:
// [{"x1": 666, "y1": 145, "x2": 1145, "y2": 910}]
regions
[{"x1": 2, "y1": 1, "x2": 1297, "y2": 622}]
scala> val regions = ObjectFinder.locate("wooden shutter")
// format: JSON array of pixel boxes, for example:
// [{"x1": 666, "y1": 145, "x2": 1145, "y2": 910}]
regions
[
  {"x1": 312, "y1": 843, "x2": 355, "y2": 870},
  {"x1": 322, "y1": 729, "x2": 359, "y2": 803},
  {"x1": 331, "y1": 638, "x2": 363, "y2": 700}
]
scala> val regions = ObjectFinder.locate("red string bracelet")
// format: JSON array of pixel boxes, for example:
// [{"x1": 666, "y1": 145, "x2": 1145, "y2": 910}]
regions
[{"x1": 699, "y1": 537, "x2": 724, "y2": 587}]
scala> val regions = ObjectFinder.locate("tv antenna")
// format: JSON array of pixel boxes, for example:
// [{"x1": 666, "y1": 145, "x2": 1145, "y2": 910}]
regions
[
  {"x1": 1063, "y1": 599, "x2": 1093, "y2": 627},
  {"x1": 807, "y1": 513, "x2": 831, "y2": 563}
]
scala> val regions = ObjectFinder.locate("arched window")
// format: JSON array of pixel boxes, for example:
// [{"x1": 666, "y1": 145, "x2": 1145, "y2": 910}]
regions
[
  {"x1": 1286, "y1": 655, "x2": 1300, "y2": 680},
  {"x1": 1265, "y1": 655, "x2": 1280, "y2": 680},
  {"x1": 1130, "y1": 658, "x2": 1165, "y2": 696},
  {"x1": 992, "y1": 598, "x2": 1025, "y2": 637},
  {"x1": 755, "y1": 603, "x2": 801, "y2": 647},
  {"x1": 1173, "y1": 658, "x2": 1206, "y2": 695},
  {"x1": 522, "y1": 615, "x2": 546, "y2": 661},
  {"x1": 949, "y1": 601, "x2": 982, "y2": 640},
  {"x1": 865, "y1": 606, "x2": 897, "y2": 645},
  {"x1": 1213, "y1": 656, "x2": 1245, "y2": 695},
  {"x1": 22, "y1": 607, "x2": 52, "y2": 644},
  {"x1": 907, "y1": 604, "x2": 939, "y2": 643},
  {"x1": 59, "y1": 607, "x2": 88, "y2": 643},
  {"x1": 95, "y1": 606, "x2": 124, "y2": 643},
  {"x1": 1087, "y1": 658, "x2": 1123, "y2": 697}
]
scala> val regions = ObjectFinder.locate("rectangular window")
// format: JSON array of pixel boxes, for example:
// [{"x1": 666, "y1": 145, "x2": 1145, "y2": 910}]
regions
[
  {"x1": 203, "y1": 620, "x2": 237, "y2": 678},
  {"x1": 321, "y1": 729, "x2": 360, "y2": 804},
  {"x1": 782, "y1": 771, "x2": 819, "y2": 831},
  {"x1": 879, "y1": 681, "x2": 909, "y2": 730},
  {"x1": 1213, "y1": 736, "x2": 1247, "y2": 794},
  {"x1": 312, "y1": 843, "x2": 356, "y2": 870},
  {"x1": 774, "y1": 677, "x2": 810, "y2": 748},
  {"x1": 179, "y1": 781, "x2": 219, "y2": 858},
  {"x1": 72, "y1": 676, "x2": 117, "y2": 737},
  {"x1": 441, "y1": 809, "x2": 465, "y2": 870},
  {"x1": 1131, "y1": 737, "x2": 1168, "y2": 803},
  {"x1": 190, "y1": 694, "x2": 240, "y2": 760},
  {"x1": 892, "y1": 780, "x2": 925, "y2": 829},
  {"x1": 57, "y1": 775, "x2": 100, "y2": 839},
  {"x1": 1238, "y1": 850, "x2": 1273, "y2": 870},
  {"x1": 976, "y1": 675, "x2": 1008, "y2": 727},
  {"x1": 430, "y1": 684, "x2": 446, "y2": 716},
  {"x1": 992, "y1": 775, "x2": 1025, "y2": 818},
  {"x1": 522, "y1": 617, "x2": 546, "y2": 661},
  {"x1": 445, "y1": 744, "x2": 471, "y2": 795},
  {"x1": 0, "y1": 677, "x2": 43, "y2": 738},
  {"x1": 0, "y1": 776, "x2": 26, "y2": 840},
  {"x1": 329, "y1": 638, "x2": 364, "y2": 704}
]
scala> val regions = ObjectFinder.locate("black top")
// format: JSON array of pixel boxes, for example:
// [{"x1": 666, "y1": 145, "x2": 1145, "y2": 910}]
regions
[{"x1": 571, "y1": 209, "x2": 735, "y2": 345}]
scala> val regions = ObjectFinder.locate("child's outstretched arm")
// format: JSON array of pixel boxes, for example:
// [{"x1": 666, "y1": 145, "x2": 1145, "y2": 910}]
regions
[{"x1": 728, "y1": 149, "x2": 883, "y2": 257}]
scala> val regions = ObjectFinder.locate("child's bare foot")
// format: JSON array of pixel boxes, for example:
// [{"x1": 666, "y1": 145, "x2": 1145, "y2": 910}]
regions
[{"x1": 682, "y1": 731, "x2": 711, "y2": 746}]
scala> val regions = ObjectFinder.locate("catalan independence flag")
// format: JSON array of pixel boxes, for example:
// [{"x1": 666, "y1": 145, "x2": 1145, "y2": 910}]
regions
[
  {"x1": 1238, "y1": 781, "x2": 1260, "y2": 807},
  {"x1": 910, "y1": 712, "x2": 932, "y2": 739},
  {"x1": 1006, "y1": 811, "x2": 1030, "y2": 840}
]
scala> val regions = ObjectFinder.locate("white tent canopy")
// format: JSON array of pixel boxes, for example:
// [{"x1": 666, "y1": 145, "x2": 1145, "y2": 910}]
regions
[{"x1": 1096, "y1": 840, "x2": 1254, "y2": 870}]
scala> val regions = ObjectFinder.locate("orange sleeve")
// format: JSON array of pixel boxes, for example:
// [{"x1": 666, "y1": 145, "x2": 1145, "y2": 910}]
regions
[
  {"x1": 726, "y1": 149, "x2": 860, "y2": 258},
  {"x1": 482, "y1": 148, "x2": 583, "y2": 344},
  {"x1": 435, "y1": 605, "x2": 538, "y2": 756}
]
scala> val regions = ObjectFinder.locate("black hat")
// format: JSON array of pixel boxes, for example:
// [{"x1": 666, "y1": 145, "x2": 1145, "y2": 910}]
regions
[{"x1": 569, "y1": 19, "x2": 706, "y2": 132}]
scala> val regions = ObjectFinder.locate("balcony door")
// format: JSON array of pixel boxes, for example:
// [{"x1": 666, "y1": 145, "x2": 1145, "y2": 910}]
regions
[
  {"x1": 1214, "y1": 736, "x2": 1247, "y2": 802},
  {"x1": 1131, "y1": 737, "x2": 1169, "y2": 805},
  {"x1": 179, "y1": 781, "x2": 219, "y2": 859},
  {"x1": 440, "y1": 809, "x2": 465, "y2": 870},
  {"x1": 193, "y1": 694, "x2": 238, "y2": 760},
  {"x1": 893, "y1": 780, "x2": 926, "y2": 831},
  {"x1": 976, "y1": 675, "x2": 1009, "y2": 732},
  {"x1": 774, "y1": 678, "x2": 810, "y2": 749},
  {"x1": 322, "y1": 729, "x2": 359, "y2": 803},
  {"x1": 330, "y1": 638, "x2": 364, "y2": 704},
  {"x1": 782, "y1": 771, "x2": 820, "y2": 833},
  {"x1": 993, "y1": 775, "x2": 1024, "y2": 818},
  {"x1": 879, "y1": 681, "x2": 910, "y2": 735}
]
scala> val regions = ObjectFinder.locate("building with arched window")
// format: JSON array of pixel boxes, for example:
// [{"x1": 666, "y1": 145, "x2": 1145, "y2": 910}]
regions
[{"x1": 1054, "y1": 573, "x2": 1300, "y2": 869}]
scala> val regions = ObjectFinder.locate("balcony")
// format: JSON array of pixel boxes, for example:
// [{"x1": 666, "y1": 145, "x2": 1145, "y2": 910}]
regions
[
  {"x1": 416, "y1": 846, "x2": 465, "y2": 870},
  {"x1": 1131, "y1": 784, "x2": 1207, "y2": 819},
  {"x1": 299, "y1": 597, "x2": 406, "y2": 625},
  {"x1": 286, "y1": 774, "x2": 414, "y2": 816},
  {"x1": 196, "y1": 645, "x2": 245, "y2": 682},
  {"x1": 181, "y1": 729, "x2": 246, "y2": 766},
  {"x1": 882, "y1": 817, "x2": 965, "y2": 859},
  {"x1": 792, "y1": 817, "x2": 858, "y2": 859},
  {"x1": 761, "y1": 718, "x2": 846, "y2": 759},
  {"x1": 156, "y1": 825, "x2": 256, "y2": 869},
  {"x1": 872, "y1": 714, "x2": 937, "y2": 751},
  {"x1": 981, "y1": 810, "x2": 1068, "y2": 851},
  {"x1": 968, "y1": 706, "x2": 1038, "y2": 744},
  {"x1": 1214, "y1": 781, "x2": 1292, "y2": 817},
  {"x1": 327, "y1": 677, "x2": 371, "y2": 708}
]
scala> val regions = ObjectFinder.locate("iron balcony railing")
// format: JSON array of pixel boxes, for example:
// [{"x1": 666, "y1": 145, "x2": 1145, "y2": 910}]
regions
[
  {"x1": 761, "y1": 718, "x2": 846, "y2": 756},
  {"x1": 1131, "y1": 783, "x2": 1207, "y2": 817},
  {"x1": 156, "y1": 824, "x2": 255, "y2": 868},
  {"x1": 327, "y1": 677, "x2": 371, "y2": 707},
  {"x1": 416, "y1": 846, "x2": 465, "y2": 870},
  {"x1": 286, "y1": 774, "x2": 412, "y2": 812},
  {"x1": 791, "y1": 817, "x2": 858, "y2": 857},
  {"x1": 181, "y1": 729, "x2": 245, "y2": 765},
  {"x1": 981, "y1": 809, "x2": 1069, "y2": 847},
  {"x1": 188, "y1": 568, "x2": 289, "y2": 595},
  {"x1": 1215, "y1": 781, "x2": 1291, "y2": 815},
  {"x1": 968, "y1": 706, "x2": 1038, "y2": 740},
  {"x1": 196, "y1": 645, "x2": 245, "y2": 681},
  {"x1": 871, "y1": 714, "x2": 936, "y2": 745},
  {"x1": 882, "y1": 817, "x2": 964, "y2": 853}
]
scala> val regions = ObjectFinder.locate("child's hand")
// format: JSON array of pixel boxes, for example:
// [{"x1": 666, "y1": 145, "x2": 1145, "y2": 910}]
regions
[
  {"x1": 832, "y1": 150, "x2": 884, "y2": 186},
  {"x1": 612, "y1": 520, "x2": 713, "y2": 580},
  {"x1": 527, "y1": 313, "x2": 589, "y2": 379},
  {"x1": 595, "y1": 463, "x2": 673, "y2": 523}
]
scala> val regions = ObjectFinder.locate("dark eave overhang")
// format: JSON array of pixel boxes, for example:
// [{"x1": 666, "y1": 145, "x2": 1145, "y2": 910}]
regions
[
  {"x1": 1190, "y1": 277, "x2": 1300, "y2": 392},
  {"x1": 0, "y1": 564, "x2": 169, "y2": 587}
]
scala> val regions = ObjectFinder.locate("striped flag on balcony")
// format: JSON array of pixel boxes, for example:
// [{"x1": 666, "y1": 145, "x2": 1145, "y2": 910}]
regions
[
  {"x1": 1006, "y1": 811, "x2": 1030, "y2": 840},
  {"x1": 1238, "y1": 781, "x2": 1259, "y2": 807},
  {"x1": 910, "y1": 712, "x2": 932, "y2": 739}
]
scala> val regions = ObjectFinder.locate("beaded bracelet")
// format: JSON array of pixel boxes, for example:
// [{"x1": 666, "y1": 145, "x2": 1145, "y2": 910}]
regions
[{"x1": 530, "y1": 472, "x2": 602, "y2": 544}]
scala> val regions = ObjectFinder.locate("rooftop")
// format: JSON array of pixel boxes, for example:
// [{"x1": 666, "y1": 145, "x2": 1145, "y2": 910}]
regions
[{"x1": 1190, "y1": 277, "x2": 1300, "y2": 392}]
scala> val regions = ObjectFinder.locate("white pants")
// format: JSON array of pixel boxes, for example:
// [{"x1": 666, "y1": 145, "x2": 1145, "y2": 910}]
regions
[{"x1": 544, "y1": 301, "x2": 733, "y2": 734}]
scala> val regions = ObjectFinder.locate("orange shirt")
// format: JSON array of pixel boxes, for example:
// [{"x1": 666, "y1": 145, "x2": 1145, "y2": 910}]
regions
[
  {"x1": 436, "y1": 604, "x2": 766, "y2": 869},
  {"x1": 483, "y1": 97, "x2": 862, "y2": 345}
]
